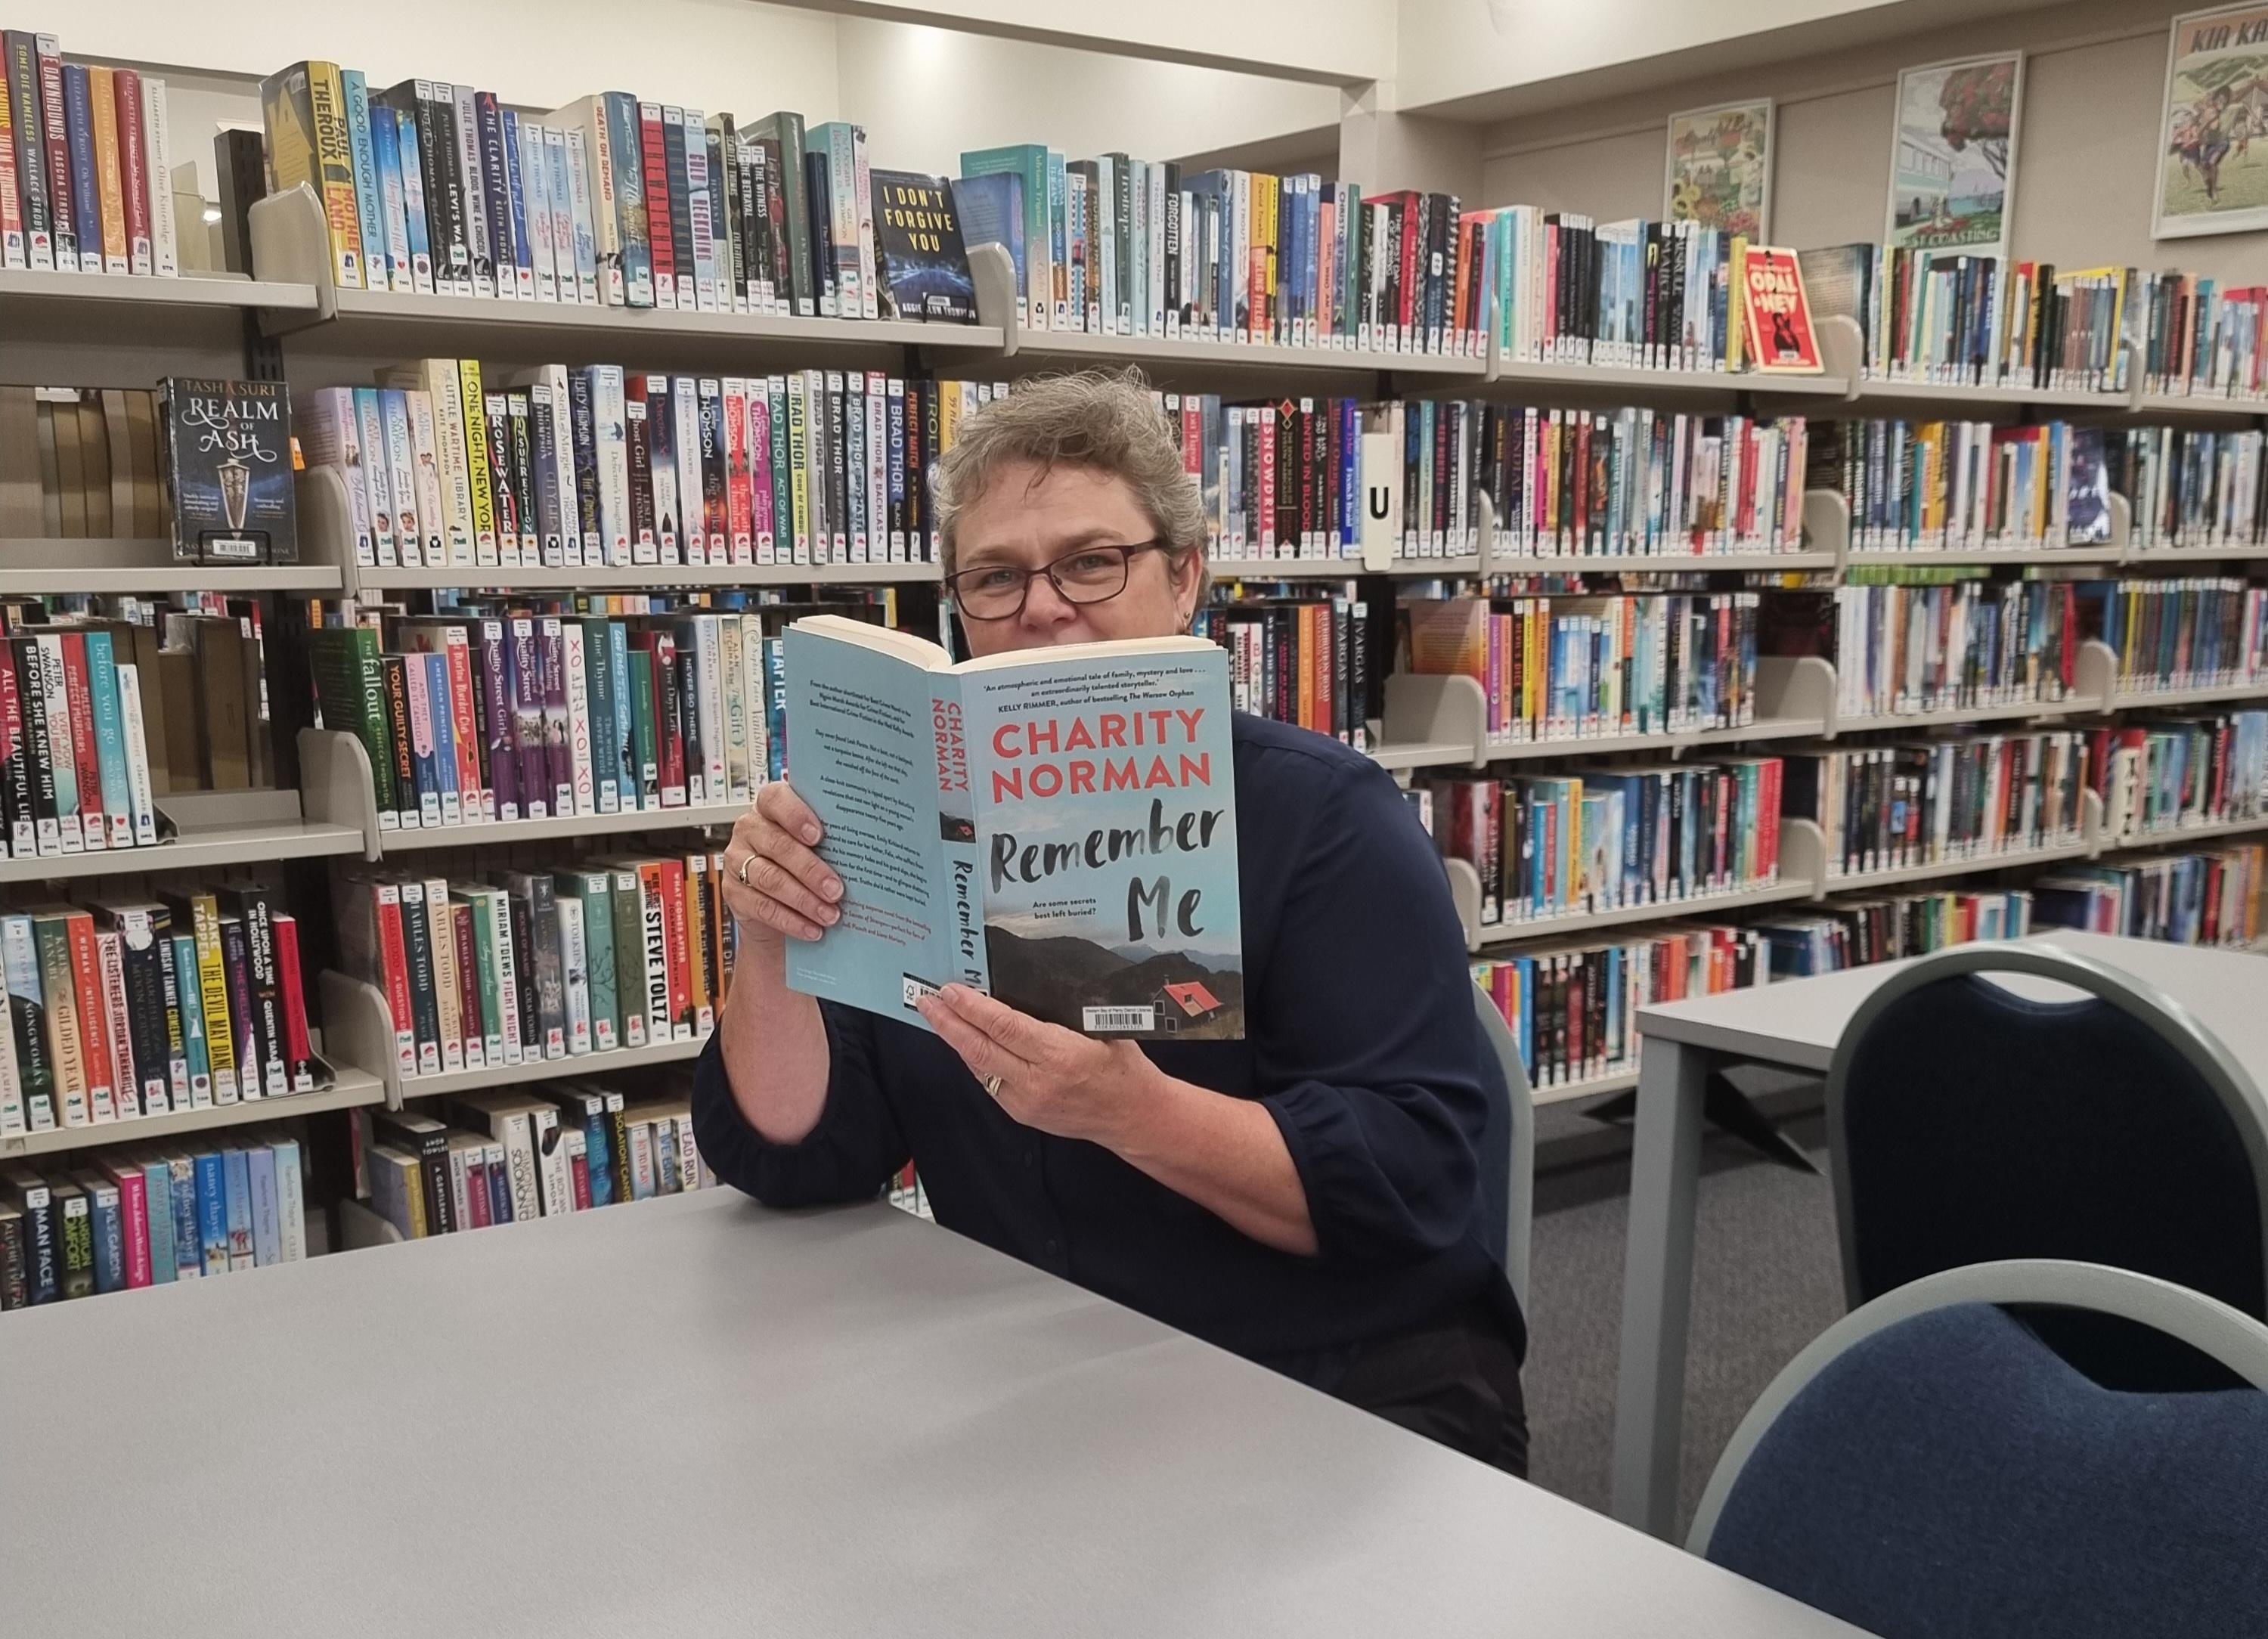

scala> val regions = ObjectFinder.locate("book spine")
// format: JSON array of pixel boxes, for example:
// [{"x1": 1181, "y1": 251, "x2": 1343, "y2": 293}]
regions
[{"x1": 169, "y1": 930, "x2": 211, "y2": 1108}]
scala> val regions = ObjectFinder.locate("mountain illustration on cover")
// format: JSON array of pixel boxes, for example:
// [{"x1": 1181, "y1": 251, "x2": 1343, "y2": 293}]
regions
[{"x1": 986, "y1": 925, "x2": 1246, "y2": 1039}]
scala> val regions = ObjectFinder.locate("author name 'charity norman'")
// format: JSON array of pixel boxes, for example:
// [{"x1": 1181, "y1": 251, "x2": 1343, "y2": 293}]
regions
[{"x1": 985, "y1": 708, "x2": 1213, "y2": 802}]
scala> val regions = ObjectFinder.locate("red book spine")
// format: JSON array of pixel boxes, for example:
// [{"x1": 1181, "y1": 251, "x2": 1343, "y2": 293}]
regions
[
  {"x1": 569, "y1": 1149, "x2": 592, "y2": 1210},
  {"x1": 112, "y1": 67, "x2": 150, "y2": 274},
  {"x1": 113, "y1": 1165, "x2": 151, "y2": 1286},
  {"x1": 658, "y1": 854, "x2": 690, "y2": 1037},
  {"x1": 451, "y1": 902, "x2": 481, "y2": 1065},
  {"x1": 273, "y1": 912, "x2": 315, "y2": 1092},
  {"x1": 444, "y1": 632, "x2": 485, "y2": 820},
  {"x1": 464, "y1": 1157, "x2": 493, "y2": 1228},
  {"x1": 374, "y1": 885, "x2": 415, "y2": 1080},
  {"x1": 639, "y1": 104, "x2": 675, "y2": 305},
  {"x1": 59, "y1": 633, "x2": 102, "y2": 850},
  {"x1": 67, "y1": 912, "x2": 113, "y2": 1117}
]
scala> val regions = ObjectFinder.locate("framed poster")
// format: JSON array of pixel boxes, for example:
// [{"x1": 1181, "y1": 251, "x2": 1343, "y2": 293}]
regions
[
  {"x1": 1884, "y1": 52, "x2": 2025, "y2": 258},
  {"x1": 2154, "y1": 3, "x2": 2268, "y2": 238},
  {"x1": 1665, "y1": 100, "x2": 1774, "y2": 241}
]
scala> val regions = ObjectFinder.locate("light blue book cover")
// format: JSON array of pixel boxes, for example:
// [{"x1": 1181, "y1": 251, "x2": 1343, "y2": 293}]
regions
[
  {"x1": 194, "y1": 1151, "x2": 227, "y2": 1275},
  {"x1": 342, "y1": 70, "x2": 388, "y2": 294},
  {"x1": 390, "y1": 101, "x2": 434, "y2": 291},
  {"x1": 221, "y1": 1148, "x2": 253, "y2": 1272},
  {"x1": 950, "y1": 173, "x2": 1024, "y2": 318},
  {"x1": 246, "y1": 1145, "x2": 280, "y2": 1268},
  {"x1": 82, "y1": 631, "x2": 132, "y2": 851},
  {"x1": 783, "y1": 618, "x2": 1243, "y2": 1039},
  {"x1": 607, "y1": 621, "x2": 637, "y2": 804},
  {"x1": 172, "y1": 932, "x2": 211, "y2": 1103},
  {"x1": 165, "y1": 1154, "x2": 200, "y2": 1278},
  {"x1": 270, "y1": 1136, "x2": 304, "y2": 1262},
  {"x1": 141, "y1": 1157, "x2": 175, "y2": 1284}
]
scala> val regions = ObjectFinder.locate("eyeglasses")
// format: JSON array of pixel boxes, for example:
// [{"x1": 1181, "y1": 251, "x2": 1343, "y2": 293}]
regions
[{"x1": 944, "y1": 541, "x2": 1167, "y2": 621}]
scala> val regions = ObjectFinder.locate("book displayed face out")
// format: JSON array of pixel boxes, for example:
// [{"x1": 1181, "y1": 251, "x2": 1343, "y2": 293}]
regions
[{"x1": 782, "y1": 615, "x2": 1244, "y2": 1040}]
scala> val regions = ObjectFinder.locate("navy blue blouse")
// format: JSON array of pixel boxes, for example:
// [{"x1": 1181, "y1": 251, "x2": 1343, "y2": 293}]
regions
[{"x1": 692, "y1": 712, "x2": 1524, "y2": 1368}]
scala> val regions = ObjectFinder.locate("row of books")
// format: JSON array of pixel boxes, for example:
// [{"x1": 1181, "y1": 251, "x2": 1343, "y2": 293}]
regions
[
  {"x1": 1472, "y1": 404, "x2": 1810, "y2": 560},
  {"x1": 305, "y1": 364, "x2": 1002, "y2": 571},
  {"x1": 2034, "y1": 844, "x2": 2267, "y2": 951},
  {"x1": 1408, "y1": 593, "x2": 1764, "y2": 743},
  {"x1": 2093, "y1": 713, "x2": 2268, "y2": 845},
  {"x1": 962, "y1": 145, "x2": 1476, "y2": 355},
  {"x1": 1194, "y1": 592, "x2": 1374, "y2": 750},
  {"x1": 0, "y1": 30, "x2": 179, "y2": 277},
  {"x1": 2113, "y1": 426, "x2": 2266, "y2": 553},
  {"x1": 1763, "y1": 581, "x2": 2082, "y2": 723},
  {"x1": 1799, "y1": 246, "x2": 2133, "y2": 393},
  {"x1": 1809, "y1": 419, "x2": 2115, "y2": 553},
  {"x1": 0, "y1": 626, "x2": 160, "y2": 858},
  {"x1": 1470, "y1": 922, "x2": 1769, "y2": 1093},
  {"x1": 1159, "y1": 394, "x2": 1382, "y2": 562},
  {"x1": 2, "y1": 1134, "x2": 305, "y2": 1308},
  {"x1": 1421, "y1": 758, "x2": 1783, "y2": 928},
  {"x1": 0, "y1": 890, "x2": 316, "y2": 1138},
  {"x1": 2077, "y1": 579, "x2": 2268, "y2": 695},
  {"x1": 2125, "y1": 274, "x2": 2267, "y2": 403},
  {"x1": 1474, "y1": 209, "x2": 1756, "y2": 373},
  {"x1": 308, "y1": 610, "x2": 782, "y2": 832},
  {"x1": 334, "y1": 854, "x2": 732, "y2": 1082},
  {"x1": 1784, "y1": 730, "x2": 2092, "y2": 881},
  {"x1": 361, "y1": 1091, "x2": 707, "y2": 1241},
  {"x1": 265, "y1": 64, "x2": 962, "y2": 324},
  {"x1": 1755, "y1": 888, "x2": 2034, "y2": 979}
]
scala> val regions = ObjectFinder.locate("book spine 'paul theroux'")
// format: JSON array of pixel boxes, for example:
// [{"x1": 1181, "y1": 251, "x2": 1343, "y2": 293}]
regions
[{"x1": 160, "y1": 379, "x2": 296, "y2": 564}]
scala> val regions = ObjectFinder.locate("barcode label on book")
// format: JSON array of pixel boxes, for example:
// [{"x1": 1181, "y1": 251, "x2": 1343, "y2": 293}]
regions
[
  {"x1": 901, "y1": 974, "x2": 941, "y2": 1010},
  {"x1": 1083, "y1": 1006, "x2": 1157, "y2": 1033}
]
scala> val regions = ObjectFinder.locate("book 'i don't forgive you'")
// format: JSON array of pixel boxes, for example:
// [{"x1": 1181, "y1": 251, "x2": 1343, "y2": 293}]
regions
[{"x1": 782, "y1": 615, "x2": 1244, "y2": 1039}]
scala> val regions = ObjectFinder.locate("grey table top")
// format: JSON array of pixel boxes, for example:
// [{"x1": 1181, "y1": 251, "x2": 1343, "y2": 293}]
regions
[
  {"x1": 1637, "y1": 931, "x2": 2268, "y2": 1076},
  {"x1": 0, "y1": 1192, "x2": 1864, "y2": 1637}
]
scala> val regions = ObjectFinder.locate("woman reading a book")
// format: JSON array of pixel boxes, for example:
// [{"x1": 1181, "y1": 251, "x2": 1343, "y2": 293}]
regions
[{"x1": 696, "y1": 371, "x2": 1527, "y2": 1475}]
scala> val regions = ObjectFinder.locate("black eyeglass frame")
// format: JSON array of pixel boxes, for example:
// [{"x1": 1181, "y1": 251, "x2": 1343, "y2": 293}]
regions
[{"x1": 943, "y1": 541, "x2": 1172, "y2": 621}]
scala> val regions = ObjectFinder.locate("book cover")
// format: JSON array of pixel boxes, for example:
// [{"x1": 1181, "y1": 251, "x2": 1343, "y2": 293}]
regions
[
  {"x1": 159, "y1": 378, "x2": 296, "y2": 563},
  {"x1": 871, "y1": 169, "x2": 975, "y2": 323},
  {"x1": 951, "y1": 172, "x2": 1024, "y2": 324},
  {"x1": 784, "y1": 618, "x2": 1244, "y2": 1039},
  {"x1": 1737, "y1": 246, "x2": 1822, "y2": 373}
]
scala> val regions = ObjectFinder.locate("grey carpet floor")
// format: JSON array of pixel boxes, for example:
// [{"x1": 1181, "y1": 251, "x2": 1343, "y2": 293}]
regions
[{"x1": 1521, "y1": 1096, "x2": 1846, "y2": 1537}]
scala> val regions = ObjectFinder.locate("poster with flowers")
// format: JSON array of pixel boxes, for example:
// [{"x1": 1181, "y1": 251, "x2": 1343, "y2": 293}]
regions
[
  {"x1": 1885, "y1": 53, "x2": 2025, "y2": 257},
  {"x1": 1665, "y1": 100, "x2": 1774, "y2": 240}
]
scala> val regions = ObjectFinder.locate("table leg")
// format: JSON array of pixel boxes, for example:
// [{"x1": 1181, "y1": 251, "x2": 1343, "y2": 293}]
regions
[{"x1": 1610, "y1": 1038, "x2": 1710, "y2": 1540}]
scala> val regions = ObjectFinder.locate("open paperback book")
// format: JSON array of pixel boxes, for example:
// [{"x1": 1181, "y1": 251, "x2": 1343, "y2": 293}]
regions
[{"x1": 783, "y1": 615, "x2": 1244, "y2": 1039}]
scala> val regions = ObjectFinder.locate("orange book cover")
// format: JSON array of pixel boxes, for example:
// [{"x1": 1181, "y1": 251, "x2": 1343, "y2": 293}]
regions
[{"x1": 1739, "y1": 246, "x2": 1823, "y2": 373}]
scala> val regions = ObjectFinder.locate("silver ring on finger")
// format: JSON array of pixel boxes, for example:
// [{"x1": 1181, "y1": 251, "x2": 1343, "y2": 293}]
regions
[{"x1": 736, "y1": 852, "x2": 755, "y2": 888}]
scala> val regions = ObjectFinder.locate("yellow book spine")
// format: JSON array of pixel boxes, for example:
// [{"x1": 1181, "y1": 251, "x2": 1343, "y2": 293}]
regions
[
  {"x1": 305, "y1": 62, "x2": 364, "y2": 290},
  {"x1": 88, "y1": 67, "x2": 128, "y2": 272},
  {"x1": 457, "y1": 358, "x2": 496, "y2": 556},
  {"x1": 192, "y1": 895, "x2": 237, "y2": 1099},
  {"x1": 1726, "y1": 237, "x2": 1748, "y2": 372}
]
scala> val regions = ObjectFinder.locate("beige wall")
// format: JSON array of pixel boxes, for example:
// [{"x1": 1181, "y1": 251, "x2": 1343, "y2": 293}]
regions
[{"x1": 1477, "y1": 0, "x2": 2268, "y2": 284}]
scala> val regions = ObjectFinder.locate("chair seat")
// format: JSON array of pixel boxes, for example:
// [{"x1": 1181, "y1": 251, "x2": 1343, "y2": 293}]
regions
[{"x1": 1707, "y1": 1301, "x2": 2268, "y2": 1639}]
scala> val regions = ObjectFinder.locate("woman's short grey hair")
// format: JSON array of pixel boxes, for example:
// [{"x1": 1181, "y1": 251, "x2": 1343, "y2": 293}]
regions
[{"x1": 933, "y1": 369, "x2": 1211, "y2": 609}]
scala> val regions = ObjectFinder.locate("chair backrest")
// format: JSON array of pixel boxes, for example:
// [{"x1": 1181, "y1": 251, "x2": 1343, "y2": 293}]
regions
[
  {"x1": 1690, "y1": 1259, "x2": 2268, "y2": 1639},
  {"x1": 1825, "y1": 941, "x2": 2268, "y2": 1318},
  {"x1": 1470, "y1": 986, "x2": 1535, "y2": 1314}
]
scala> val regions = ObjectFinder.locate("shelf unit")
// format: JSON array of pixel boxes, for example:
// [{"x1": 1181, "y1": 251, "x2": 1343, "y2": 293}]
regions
[
  {"x1": 0, "y1": 537, "x2": 343, "y2": 594},
  {"x1": 0, "y1": 789, "x2": 364, "y2": 887},
  {"x1": 250, "y1": 188, "x2": 1004, "y2": 361},
  {"x1": 0, "y1": 1063, "x2": 386, "y2": 1161},
  {"x1": 0, "y1": 265, "x2": 319, "y2": 313},
  {"x1": 321, "y1": 972, "x2": 710, "y2": 1111},
  {"x1": 1451, "y1": 872, "x2": 1818, "y2": 953},
  {"x1": 296, "y1": 465, "x2": 942, "y2": 599},
  {"x1": 299, "y1": 728, "x2": 748, "y2": 860}
]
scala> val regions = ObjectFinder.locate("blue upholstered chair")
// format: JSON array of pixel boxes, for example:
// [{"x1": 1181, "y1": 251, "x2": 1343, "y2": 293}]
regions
[
  {"x1": 1471, "y1": 985, "x2": 1535, "y2": 1312},
  {"x1": 1690, "y1": 1259, "x2": 2268, "y2": 1639},
  {"x1": 1825, "y1": 942, "x2": 2268, "y2": 1318}
]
